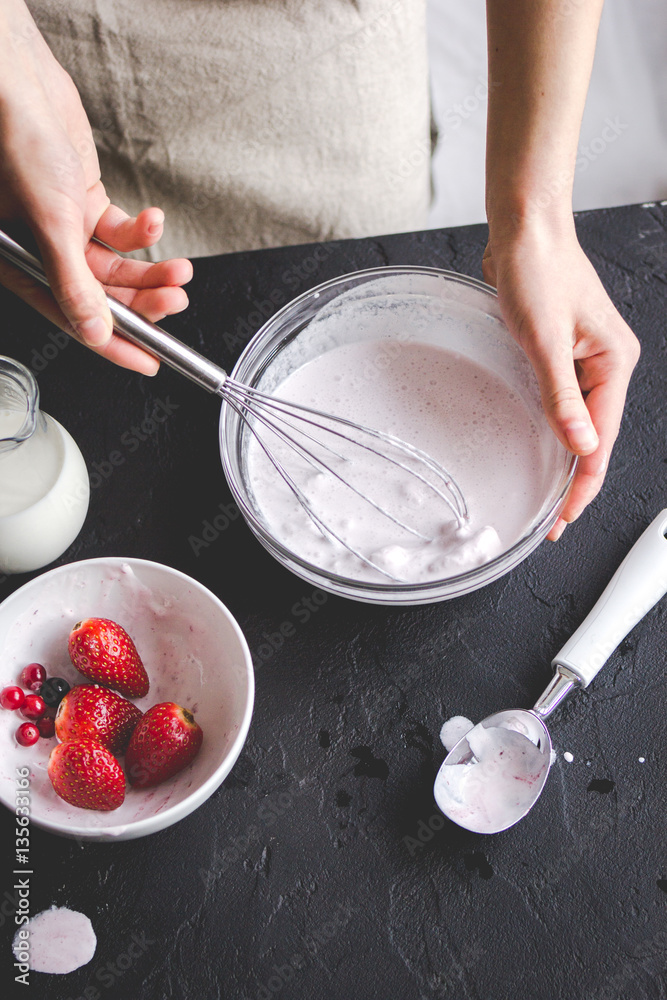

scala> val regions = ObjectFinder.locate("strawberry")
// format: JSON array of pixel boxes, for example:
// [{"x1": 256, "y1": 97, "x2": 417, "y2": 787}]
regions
[
  {"x1": 68, "y1": 618, "x2": 149, "y2": 698},
  {"x1": 48, "y1": 738, "x2": 125, "y2": 811},
  {"x1": 125, "y1": 702, "x2": 203, "y2": 788},
  {"x1": 55, "y1": 685, "x2": 143, "y2": 756}
]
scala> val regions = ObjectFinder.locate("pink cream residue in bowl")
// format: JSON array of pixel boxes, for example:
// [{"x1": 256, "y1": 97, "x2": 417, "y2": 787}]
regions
[{"x1": 0, "y1": 559, "x2": 254, "y2": 840}]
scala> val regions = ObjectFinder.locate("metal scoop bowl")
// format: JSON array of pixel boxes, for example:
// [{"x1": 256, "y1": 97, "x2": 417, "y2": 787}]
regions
[{"x1": 435, "y1": 509, "x2": 667, "y2": 834}]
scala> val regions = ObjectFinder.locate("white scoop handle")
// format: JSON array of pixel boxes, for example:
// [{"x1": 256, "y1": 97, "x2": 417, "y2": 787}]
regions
[{"x1": 552, "y1": 508, "x2": 667, "y2": 687}]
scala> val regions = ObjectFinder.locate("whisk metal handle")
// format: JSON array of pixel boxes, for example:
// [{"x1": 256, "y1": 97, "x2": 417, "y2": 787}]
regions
[{"x1": 0, "y1": 228, "x2": 228, "y2": 394}]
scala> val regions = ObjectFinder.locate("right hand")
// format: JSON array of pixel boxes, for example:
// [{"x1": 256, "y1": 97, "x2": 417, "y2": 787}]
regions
[
  {"x1": 0, "y1": 2, "x2": 192, "y2": 375},
  {"x1": 482, "y1": 221, "x2": 640, "y2": 540}
]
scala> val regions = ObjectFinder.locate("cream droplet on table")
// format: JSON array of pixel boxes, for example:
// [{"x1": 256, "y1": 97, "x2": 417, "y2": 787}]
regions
[{"x1": 12, "y1": 906, "x2": 96, "y2": 974}]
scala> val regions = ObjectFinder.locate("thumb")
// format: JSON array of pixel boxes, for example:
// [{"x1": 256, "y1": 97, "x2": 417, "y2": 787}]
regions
[
  {"x1": 528, "y1": 343, "x2": 599, "y2": 456},
  {"x1": 34, "y1": 214, "x2": 113, "y2": 347}
]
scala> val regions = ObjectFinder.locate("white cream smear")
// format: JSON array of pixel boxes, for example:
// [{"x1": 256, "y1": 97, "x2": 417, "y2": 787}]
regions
[
  {"x1": 12, "y1": 906, "x2": 96, "y2": 974},
  {"x1": 439, "y1": 715, "x2": 474, "y2": 751},
  {"x1": 434, "y1": 722, "x2": 548, "y2": 833},
  {"x1": 246, "y1": 340, "x2": 546, "y2": 584}
]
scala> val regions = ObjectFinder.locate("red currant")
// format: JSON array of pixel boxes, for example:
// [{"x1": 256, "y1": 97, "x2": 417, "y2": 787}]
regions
[
  {"x1": 37, "y1": 716, "x2": 56, "y2": 739},
  {"x1": 20, "y1": 663, "x2": 47, "y2": 692},
  {"x1": 0, "y1": 686, "x2": 25, "y2": 711},
  {"x1": 16, "y1": 722, "x2": 39, "y2": 747},
  {"x1": 20, "y1": 694, "x2": 46, "y2": 721}
]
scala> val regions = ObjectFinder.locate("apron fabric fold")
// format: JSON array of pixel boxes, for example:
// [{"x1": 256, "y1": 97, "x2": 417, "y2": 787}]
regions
[{"x1": 30, "y1": 0, "x2": 431, "y2": 259}]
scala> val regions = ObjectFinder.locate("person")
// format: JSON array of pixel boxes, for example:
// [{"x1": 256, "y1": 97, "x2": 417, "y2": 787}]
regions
[{"x1": 0, "y1": 0, "x2": 640, "y2": 541}]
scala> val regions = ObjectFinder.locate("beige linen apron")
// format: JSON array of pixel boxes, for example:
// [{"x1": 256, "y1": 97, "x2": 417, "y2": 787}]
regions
[{"x1": 29, "y1": 0, "x2": 431, "y2": 260}]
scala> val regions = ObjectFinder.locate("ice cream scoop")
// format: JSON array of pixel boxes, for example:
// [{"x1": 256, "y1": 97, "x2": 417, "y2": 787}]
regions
[{"x1": 434, "y1": 508, "x2": 667, "y2": 834}]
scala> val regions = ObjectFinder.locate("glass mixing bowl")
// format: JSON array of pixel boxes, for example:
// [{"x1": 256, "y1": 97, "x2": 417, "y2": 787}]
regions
[{"x1": 219, "y1": 267, "x2": 576, "y2": 605}]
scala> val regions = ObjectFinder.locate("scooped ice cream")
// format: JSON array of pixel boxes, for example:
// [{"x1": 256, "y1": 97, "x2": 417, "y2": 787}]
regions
[{"x1": 434, "y1": 721, "x2": 549, "y2": 833}]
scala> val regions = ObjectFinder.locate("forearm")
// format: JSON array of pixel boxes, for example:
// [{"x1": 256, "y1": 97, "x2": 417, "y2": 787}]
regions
[
  {"x1": 481, "y1": 1, "x2": 639, "y2": 538},
  {"x1": 485, "y1": 0, "x2": 604, "y2": 240}
]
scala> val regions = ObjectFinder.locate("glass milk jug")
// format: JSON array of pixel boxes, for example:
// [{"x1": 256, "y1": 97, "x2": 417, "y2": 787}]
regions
[{"x1": 0, "y1": 356, "x2": 90, "y2": 574}]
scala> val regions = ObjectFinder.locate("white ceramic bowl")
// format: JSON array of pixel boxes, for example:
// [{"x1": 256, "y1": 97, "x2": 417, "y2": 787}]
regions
[{"x1": 0, "y1": 557, "x2": 254, "y2": 841}]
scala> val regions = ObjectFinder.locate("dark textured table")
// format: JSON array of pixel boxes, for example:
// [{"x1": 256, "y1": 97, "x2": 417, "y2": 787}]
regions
[{"x1": 1, "y1": 203, "x2": 666, "y2": 1000}]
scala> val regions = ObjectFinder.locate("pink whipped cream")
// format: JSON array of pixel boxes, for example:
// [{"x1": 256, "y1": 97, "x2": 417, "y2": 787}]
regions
[{"x1": 247, "y1": 340, "x2": 547, "y2": 583}]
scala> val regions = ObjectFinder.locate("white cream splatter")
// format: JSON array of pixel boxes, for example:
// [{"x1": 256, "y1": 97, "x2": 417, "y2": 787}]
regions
[
  {"x1": 12, "y1": 906, "x2": 96, "y2": 974},
  {"x1": 439, "y1": 716, "x2": 474, "y2": 751}
]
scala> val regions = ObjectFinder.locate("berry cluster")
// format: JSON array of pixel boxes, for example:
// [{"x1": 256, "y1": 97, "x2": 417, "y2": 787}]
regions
[
  {"x1": 3, "y1": 618, "x2": 203, "y2": 812},
  {"x1": 1, "y1": 663, "x2": 70, "y2": 747}
]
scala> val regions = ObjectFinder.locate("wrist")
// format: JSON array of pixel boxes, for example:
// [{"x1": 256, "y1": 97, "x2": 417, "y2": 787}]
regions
[
  {"x1": 486, "y1": 193, "x2": 576, "y2": 255},
  {"x1": 0, "y1": 1, "x2": 46, "y2": 91},
  {"x1": 486, "y1": 153, "x2": 577, "y2": 240}
]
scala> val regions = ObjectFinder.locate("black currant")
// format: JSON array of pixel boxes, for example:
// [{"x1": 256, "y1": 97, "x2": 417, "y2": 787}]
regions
[{"x1": 40, "y1": 676, "x2": 70, "y2": 708}]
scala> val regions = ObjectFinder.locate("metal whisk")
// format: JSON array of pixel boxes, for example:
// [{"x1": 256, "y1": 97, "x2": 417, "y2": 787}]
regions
[{"x1": 0, "y1": 230, "x2": 468, "y2": 581}]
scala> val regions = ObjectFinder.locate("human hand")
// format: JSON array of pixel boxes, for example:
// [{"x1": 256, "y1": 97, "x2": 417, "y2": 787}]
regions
[
  {"x1": 0, "y1": 3, "x2": 192, "y2": 375},
  {"x1": 482, "y1": 222, "x2": 640, "y2": 540}
]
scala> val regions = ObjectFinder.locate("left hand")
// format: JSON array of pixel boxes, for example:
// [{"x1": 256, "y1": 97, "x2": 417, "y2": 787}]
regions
[
  {"x1": 0, "y1": 13, "x2": 192, "y2": 376},
  {"x1": 482, "y1": 224, "x2": 640, "y2": 540}
]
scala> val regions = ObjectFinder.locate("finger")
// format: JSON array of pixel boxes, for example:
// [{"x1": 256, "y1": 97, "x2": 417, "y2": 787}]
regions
[
  {"x1": 548, "y1": 445, "x2": 607, "y2": 541},
  {"x1": 32, "y1": 205, "x2": 113, "y2": 348},
  {"x1": 524, "y1": 335, "x2": 599, "y2": 456},
  {"x1": 94, "y1": 203, "x2": 166, "y2": 252},
  {"x1": 105, "y1": 283, "x2": 190, "y2": 319},
  {"x1": 91, "y1": 332, "x2": 161, "y2": 375},
  {"x1": 0, "y1": 260, "x2": 159, "y2": 376},
  {"x1": 547, "y1": 517, "x2": 568, "y2": 542},
  {"x1": 547, "y1": 367, "x2": 632, "y2": 539},
  {"x1": 547, "y1": 442, "x2": 606, "y2": 541},
  {"x1": 83, "y1": 179, "x2": 112, "y2": 234},
  {"x1": 85, "y1": 242, "x2": 193, "y2": 290}
]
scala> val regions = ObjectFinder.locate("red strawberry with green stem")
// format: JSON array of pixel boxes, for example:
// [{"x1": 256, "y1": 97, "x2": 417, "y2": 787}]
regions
[
  {"x1": 48, "y1": 738, "x2": 125, "y2": 811},
  {"x1": 69, "y1": 619, "x2": 149, "y2": 698},
  {"x1": 125, "y1": 702, "x2": 203, "y2": 788},
  {"x1": 55, "y1": 685, "x2": 143, "y2": 756}
]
